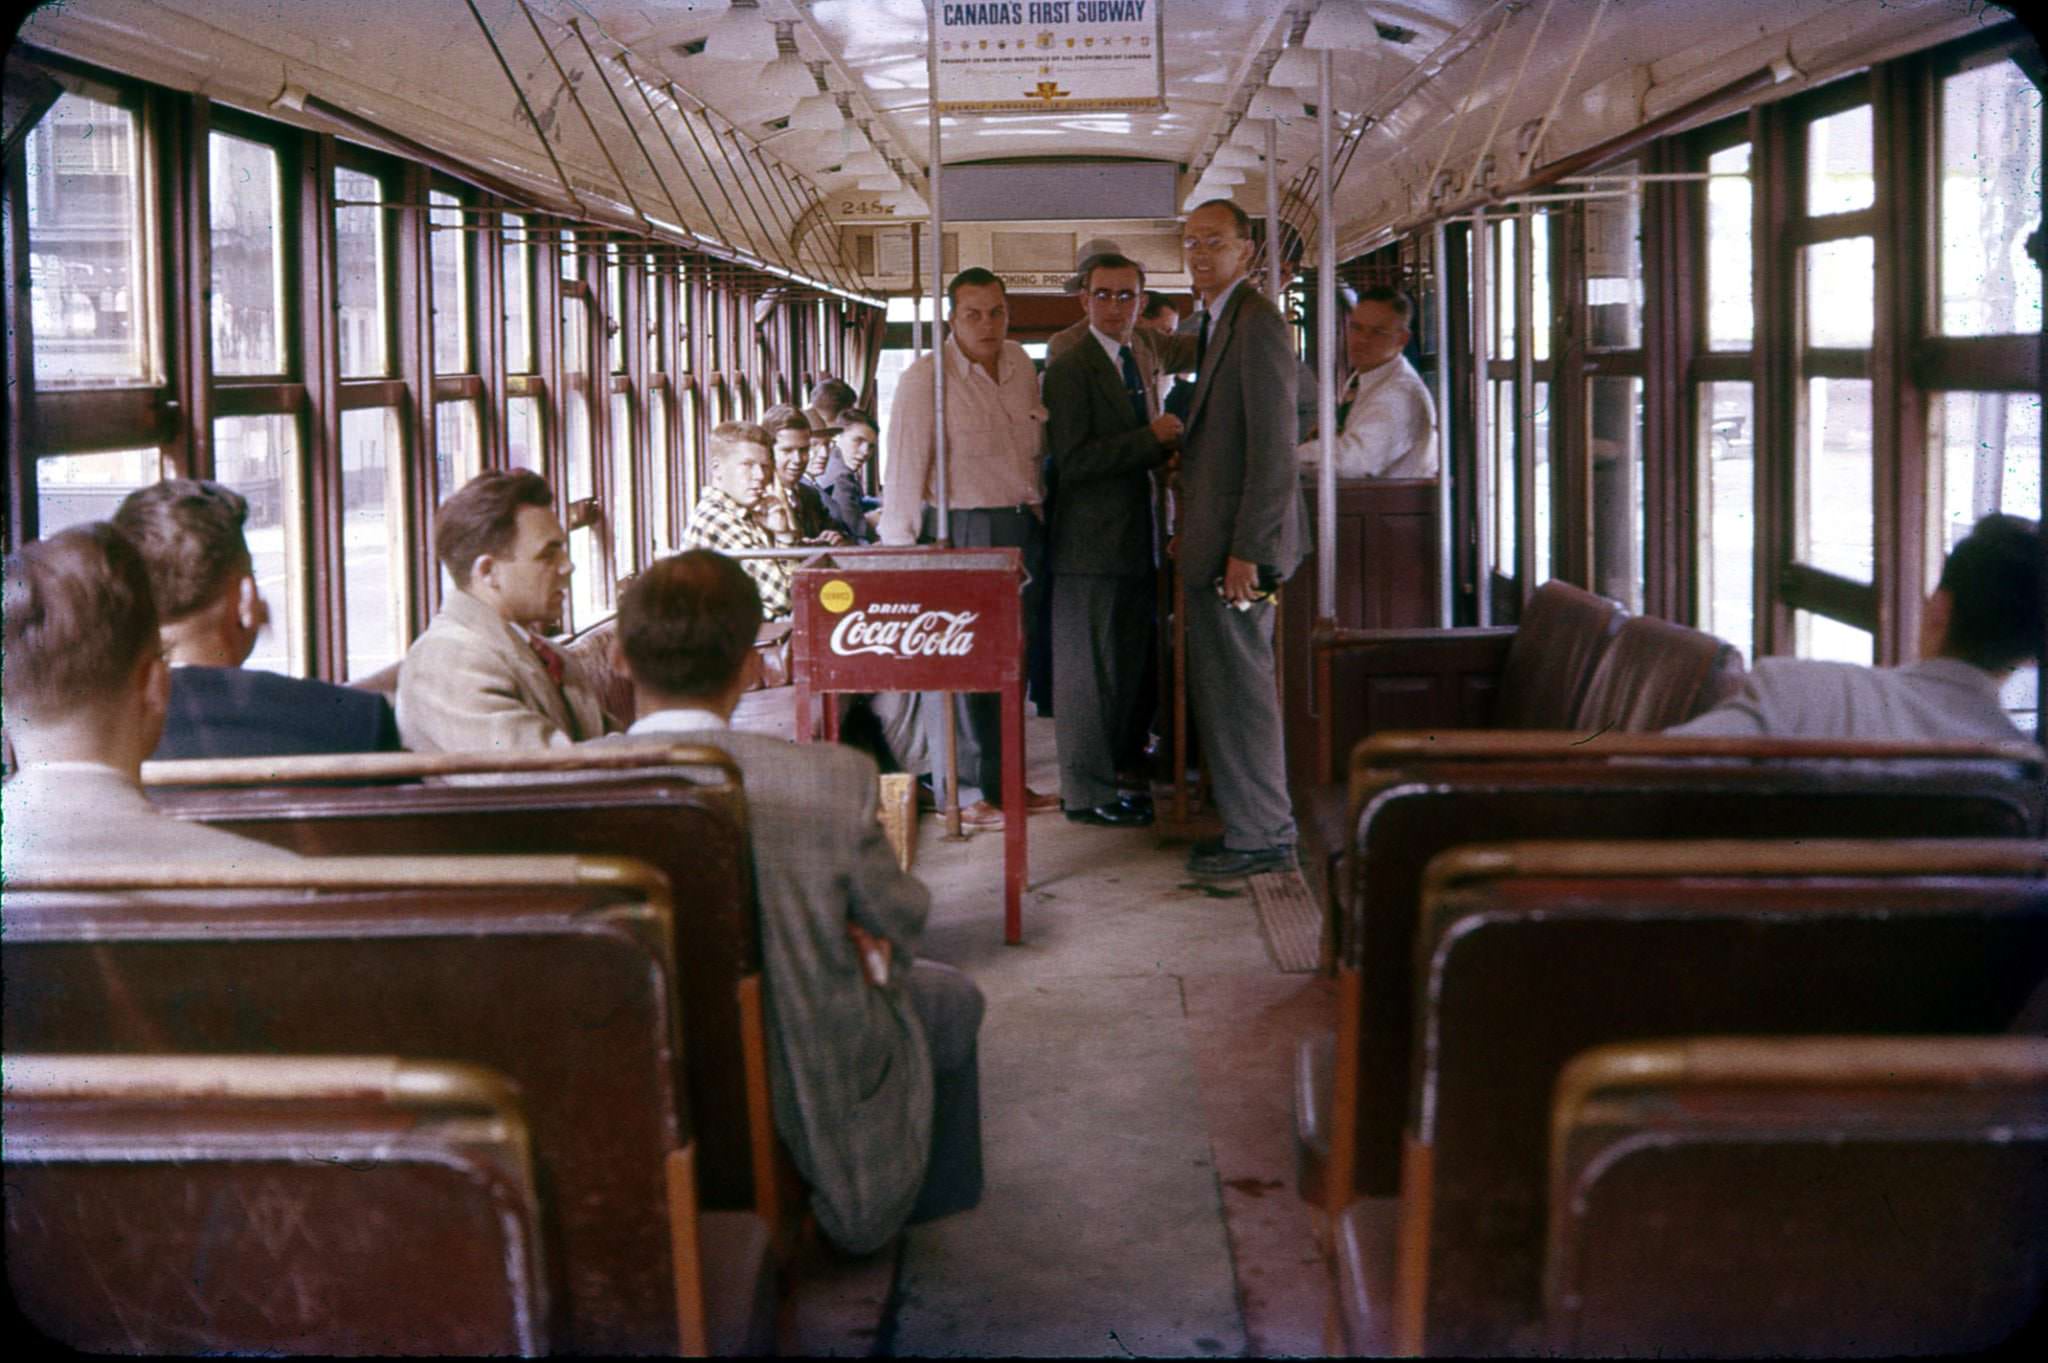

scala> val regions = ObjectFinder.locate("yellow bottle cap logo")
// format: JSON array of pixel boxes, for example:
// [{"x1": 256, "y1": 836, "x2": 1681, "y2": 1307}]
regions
[{"x1": 819, "y1": 579, "x2": 856, "y2": 614}]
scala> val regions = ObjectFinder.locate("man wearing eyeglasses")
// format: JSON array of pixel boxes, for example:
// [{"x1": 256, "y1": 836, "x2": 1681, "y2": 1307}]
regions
[
  {"x1": 1297, "y1": 286, "x2": 1437, "y2": 480},
  {"x1": 1041, "y1": 253, "x2": 1184, "y2": 827},
  {"x1": 1174, "y1": 198, "x2": 1306, "y2": 879}
]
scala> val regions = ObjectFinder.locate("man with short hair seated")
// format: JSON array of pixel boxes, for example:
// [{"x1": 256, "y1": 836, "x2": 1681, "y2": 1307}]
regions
[
  {"x1": 397, "y1": 470, "x2": 614, "y2": 752},
  {"x1": 2, "y1": 523, "x2": 295, "y2": 873},
  {"x1": 683, "y1": 422, "x2": 795, "y2": 620},
  {"x1": 818, "y1": 408, "x2": 882, "y2": 544},
  {"x1": 601, "y1": 549, "x2": 985, "y2": 1254},
  {"x1": 113, "y1": 479, "x2": 401, "y2": 759},
  {"x1": 1670, "y1": 513, "x2": 2046, "y2": 741},
  {"x1": 757, "y1": 404, "x2": 847, "y2": 546}
]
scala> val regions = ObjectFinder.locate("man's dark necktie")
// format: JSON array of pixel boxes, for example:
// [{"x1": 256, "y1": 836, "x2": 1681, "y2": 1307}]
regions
[
  {"x1": 1119, "y1": 344, "x2": 1150, "y2": 427},
  {"x1": 1195, "y1": 310, "x2": 1210, "y2": 373},
  {"x1": 1334, "y1": 374, "x2": 1356, "y2": 432}
]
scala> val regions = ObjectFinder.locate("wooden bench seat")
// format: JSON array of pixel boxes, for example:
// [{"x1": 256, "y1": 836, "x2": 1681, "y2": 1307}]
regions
[
  {"x1": 4, "y1": 1054, "x2": 550, "y2": 1356},
  {"x1": 1327, "y1": 840, "x2": 2048, "y2": 1356},
  {"x1": 144, "y1": 745, "x2": 772, "y2": 1227},
  {"x1": 2, "y1": 857, "x2": 774, "y2": 1357},
  {"x1": 1543, "y1": 1035, "x2": 2048, "y2": 1357},
  {"x1": 1301, "y1": 735, "x2": 2046, "y2": 1210}
]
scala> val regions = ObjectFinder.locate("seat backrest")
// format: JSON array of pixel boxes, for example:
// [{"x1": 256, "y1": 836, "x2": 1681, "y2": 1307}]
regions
[
  {"x1": 4, "y1": 1053, "x2": 548, "y2": 1356},
  {"x1": 1544, "y1": 1036, "x2": 2048, "y2": 1357},
  {"x1": 1403, "y1": 841, "x2": 2048, "y2": 1355},
  {"x1": 1492, "y1": 581, "x2": 1627, "y2": 729},
  {"x1": 152, "y1": 770, "x2": 760, "y2": 1213},
  {"x1": 1571, "y1": 614, "x2": 1743, "y2": 731},
  {"x1": 2, "y1": 858, "x2": 687, "y2": 1356},
  {"x1": 1337, "y1": 739, "x2": 2046, "y2": 1198}
]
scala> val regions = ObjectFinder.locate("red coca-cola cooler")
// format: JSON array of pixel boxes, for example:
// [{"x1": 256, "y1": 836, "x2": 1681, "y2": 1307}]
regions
[{"x1": 791, "y1": 548, "x2": 1030, "y2": 943}]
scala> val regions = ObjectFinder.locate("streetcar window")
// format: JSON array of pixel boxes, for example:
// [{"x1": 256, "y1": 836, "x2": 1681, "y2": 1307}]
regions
[
  {"x1": 429, "y1": 189, "x2": 470, "y2": 376},
  {"x1": 561, "y1": 292, "x2": 601, "y2": 629},
  {"x1": 34, "y1": 449, "x2": 164, "y2": 536},
  {"x1": 1806, "y1": 103, "x2": 1875, "y2": 217},
  {"x1": 334, "y1": 168, "x2": 389, "y2": 379},
  {"x1": 1704, "y1": 142, "x2": 1753, "y2": 352},
  {"x1": 504, "y1": 214, "x2": 533, "y2": 374},
  {"x1": 1582, "y1": 177, "x2": 1642, "y2": 350},
  {"x1": 1804, "y1": 237, "x2": 1875, "y2": 348},
  {"x1": 1530, "y1": 380, "x2": 1553, "y2": 586},
  {"x1": 650, "y1": 387, "x2": 673, "y2": 555},
  {"x1": 1587, "y1": 375, "x2": 1645, "y2": 612},
  {"x1": 1696, "y1": 382, "x2": 1756, "y2": 664},
  {"x1": 434, "y1": 400, "x2": 480, "y2": 502},
  {"x1": 26, "y1": 93, "x2": 157, "y2": 388},
  {"x1": 1939, "y1": 57, "x2": 2043, "y2": 337},
  {"x1": 1795, "y1": 608, "x2": 1875, "y2": 665},
  {"x1": 208, "y1": 132, "x2": 286, "y2": 377},
  {"x1": 1932, "y1": 392, "x2": 2043, "y2": 542},
  {"x1": 506, "y1": 396, "x2": 543, "y2": 474},
  {"x1": 212, "y1": 413, "x2": 302, "y2": 676},
  {"x1": 338, "y1": 405, "x2": 407, "y2": 680},
  {"x1": 611, "y1": 390, "x2": 638, "y2": 582},
  {"x1": 1797, "y1": 377, "x2": 1876, "y2": 586}
]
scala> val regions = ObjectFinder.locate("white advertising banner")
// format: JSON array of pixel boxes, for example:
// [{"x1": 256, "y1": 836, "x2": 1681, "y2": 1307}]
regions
[{"x1": 934, "y1": 1, "x2": 1164, "y2": 113}]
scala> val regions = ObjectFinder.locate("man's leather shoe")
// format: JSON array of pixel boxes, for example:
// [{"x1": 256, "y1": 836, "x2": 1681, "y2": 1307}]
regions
[
  {"x1": 1022, "y1": 786, "x2": 1062, "y2": 813},
  {"x1": 960, "y1": 800, "x2": 1005, "y2": 829},
  {"x1": 1186, "y1": 844, "x2": 1297, "y2": 878},
  {"x1": 1064, "y1": 799, "x2": 1155, "y2": 828}
]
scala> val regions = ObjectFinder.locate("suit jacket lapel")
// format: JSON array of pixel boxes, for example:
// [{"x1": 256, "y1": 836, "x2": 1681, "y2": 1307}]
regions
[
  {"x1": 1084, "y1": 338, "x2": 1137, "y2": 421},
  {"x1": 1186, "y1": 284, "x2": 1248, "y2": 427},
  {"x1": 453, "y1": 591, "x2": 579, "y2": 737}
]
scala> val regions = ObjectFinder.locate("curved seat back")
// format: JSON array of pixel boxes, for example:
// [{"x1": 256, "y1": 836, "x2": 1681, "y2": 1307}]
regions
[
  {"x1": 1572, "y1": 614, "x2": 1744, "y2": 732},
  {"x1": 4, "y1": 1053, "x2": 549, "y2": 1356},
  {"x1": 1492, "y1": 581, "x2": 1628, "y2": 729}
]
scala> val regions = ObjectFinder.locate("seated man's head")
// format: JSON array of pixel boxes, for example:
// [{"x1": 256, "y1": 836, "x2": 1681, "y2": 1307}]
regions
[
  {"x1": 1139, "y1": 291, "x2": 1180, "y2": 337},
  {"x1": 808, "y1": 377, "x2": 858, "y2": 424},
  {"x1": 615, "y1": 549, "x2": 764, "y2": 717},
  {"x1": 1922, "y1": 513, "x2": 2047, "y2": 675},
  {"x1": 1345, "y1": 286, "x2": 1413, "y2": 375},
  {"x1": 759, "y1": 406, "x2": 814, "y2": 488},
  {"x1": 834, "y1": 409, "x2": 879, "y2": 475},
  {"x1": 803, "y1": 412, "x2": 838, "y2": 479},
  {"x1": 435, "y1": 470, "x2": 570, "y2": 631},
  {"x1": 707, "y1": 422, "x2": 774, "y2": 508},
  {"x1": 3, "y1": 523, "x2": 170, "y2": 770},
  {"x1": 113, "y1": 479, "x2": 269, "y2": 668}
]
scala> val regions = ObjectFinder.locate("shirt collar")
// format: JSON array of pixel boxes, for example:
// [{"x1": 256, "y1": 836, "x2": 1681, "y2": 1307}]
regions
[
  {"x1": 945, "y1": 333, "x2": 1012, "y2": 384},
  {"x1": 1910, "y1": 656, "x2": 2009, "y2": 698},
  {"x1": 1201, "y1": 275, "x2": 1245, "y2": 324},
  {"x1": 1090, "y1": 325, "x2": 1132, "y2": 367},
  {"x1": 627, "y1": 707, "x2": 730, "y2": 736}
]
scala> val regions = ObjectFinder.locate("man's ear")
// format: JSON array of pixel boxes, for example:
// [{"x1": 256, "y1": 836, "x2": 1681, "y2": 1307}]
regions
[
  {"x1": 1919, "y1": 586, "x2": 1954, "y2": 662},
  {"x1": 235, "y1": 573, "x2": 265, "y2": 629},
  {"x1": 467, "y1": 553, "x2": 497, "y2": 597},
  {"x1": 139, "y1": 651, "x2": 172, "y2": 715}
]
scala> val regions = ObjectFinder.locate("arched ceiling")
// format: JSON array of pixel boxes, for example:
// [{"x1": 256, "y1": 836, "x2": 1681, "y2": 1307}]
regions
[{"x1": 15, "y1": 0, "x2": 2013, "y2": 290}]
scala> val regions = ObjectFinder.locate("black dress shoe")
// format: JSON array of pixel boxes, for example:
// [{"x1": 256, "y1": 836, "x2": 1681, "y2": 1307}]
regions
[
  {"x1": 1186, "y1": 843, "x2": 1297, "y2": 878},
  {"x1": 1064, "y1": 799, "x2": 1155, "y2": 828}
]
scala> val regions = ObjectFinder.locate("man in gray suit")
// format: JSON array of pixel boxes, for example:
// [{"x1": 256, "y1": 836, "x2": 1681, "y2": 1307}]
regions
[
  {"x1": 1175, "y1": 198, "x2": 1307, "y2": 877},
  {"x1": 397, "y1": 471, "x2": 613, "y2": 752},
  {"x1": 2, "y1": 523, "x2": 294, "y2": 875},
  {"x1": 1043, "y1": 252, "x2": 1183, "y2": 826},
  {"x1": 602, "y1": 550, "x2": 985, "y2": 1254}
]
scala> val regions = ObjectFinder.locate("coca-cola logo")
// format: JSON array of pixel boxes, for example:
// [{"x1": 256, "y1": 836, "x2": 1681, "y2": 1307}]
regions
[{"x1": 829, "y1": 603, "x2": 981, "y2": 659}]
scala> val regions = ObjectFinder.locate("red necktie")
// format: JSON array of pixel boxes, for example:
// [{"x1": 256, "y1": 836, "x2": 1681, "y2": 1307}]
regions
[{"x1": 527, "y1": 634, "x2": 566, "y2": 687}]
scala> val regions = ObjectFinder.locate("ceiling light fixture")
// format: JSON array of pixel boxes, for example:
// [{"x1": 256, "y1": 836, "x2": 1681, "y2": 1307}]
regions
[
  {"x1": 1303, "y1": 0, "x2": 1383, "y2": 51},
  {"x1": 791, "y1": 92, "x2": 845, "y2": 129},
  {"x1": 703, "y1": 12, "x2": 778, "y2": 63}
]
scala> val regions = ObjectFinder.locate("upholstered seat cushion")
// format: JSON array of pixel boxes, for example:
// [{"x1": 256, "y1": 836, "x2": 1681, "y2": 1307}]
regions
[
  {"x1": 1492, "y1": 580, "x2": 1627, "y2": 728},
  {"x1": 1573, "y1": 615, "x2": 1744, "y2": 732}
]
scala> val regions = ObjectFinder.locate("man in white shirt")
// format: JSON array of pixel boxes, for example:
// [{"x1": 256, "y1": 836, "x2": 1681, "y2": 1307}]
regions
[
  {"x1": 2, "y1": 523, "x2": 294, "y2": 875},
  {"x1": 1670, "y1": 513, "x2": 2045, "y2": 741},
  {"x1": 597, "y1": 549, "x2": 985, "y2": 1253},
  {"x1": 1296, "y1": 285, "x2": 1438, "y2": 481},
  {"x1": 880, "y1": 267, "x2": 1060, "y2": 826}
]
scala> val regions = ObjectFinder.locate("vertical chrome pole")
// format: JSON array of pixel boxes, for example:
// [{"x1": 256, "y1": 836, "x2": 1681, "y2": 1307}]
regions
[
  {"x1": 1470, "y1": 209, "x2": 1492, "y2": 627},
  {"x1": 1515, "y1": 202, "x2": 1537, "y2": 596},
  {"x1": 1265, "y1": 119, "x2": 1283, "y2": 305},
  {"x1": 1315, "y1": 52, "x2": 1338, "y2": 619},
  {"x1": 926, "y1": 7, "x2": 949, "y2": 546},
  {"x1": 1432, "y1": 220, "x2": 1454, "y2": 626}
]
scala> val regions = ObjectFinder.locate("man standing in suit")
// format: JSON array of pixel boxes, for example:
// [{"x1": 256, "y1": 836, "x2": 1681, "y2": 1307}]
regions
[
  {"x1": 880, "y1": 267, "x2": 1061, "y2": 828},
  {"x1": 1175, "y1": 198, "x2": 1307, "y2": 877},
  {"x1": 397, "y1": 470, "x2": 613, "y2": 752},
  {"x1": 2, "y1": 523, "x2": 295, "y2": 874},
  {"x1": 602, "y1": 550, "x2": 985, "y2": 1253},
  {"x1": 112, "y1": 479, "x2": 401, "y2": 759},
  {"x1": 1042, "y1": 252, "x2": 1183, "y2": 827}
]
